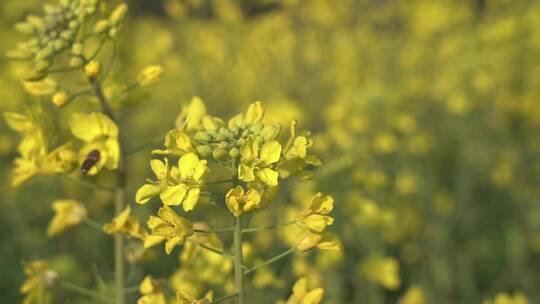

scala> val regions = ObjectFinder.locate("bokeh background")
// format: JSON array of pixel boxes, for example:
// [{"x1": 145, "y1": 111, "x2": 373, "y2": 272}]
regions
[{"x1": 2, "y1": 0, "x2": 540, "y2": 303}]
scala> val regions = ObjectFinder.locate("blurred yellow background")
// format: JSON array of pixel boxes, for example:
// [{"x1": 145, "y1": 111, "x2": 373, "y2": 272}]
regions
[{"x1": 2, "y1": 0, "x2": 540, "y2": 303}]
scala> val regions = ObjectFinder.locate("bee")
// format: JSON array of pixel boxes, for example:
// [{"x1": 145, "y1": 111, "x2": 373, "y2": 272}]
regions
[{"x1": 81, "y1": 149, "x2": 101, "y2": 175}]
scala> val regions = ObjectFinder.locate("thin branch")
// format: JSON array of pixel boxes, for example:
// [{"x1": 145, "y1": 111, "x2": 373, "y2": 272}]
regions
[
  {"x1": 211, "y1": 293, "x2": 238, "y2": 304},
  {"x1": 59, "y1": 281, "x2": 114, "y2": 303},
  {"x1": 186, "y1": 239, "x2": 248, "y2": 270},
  {"x1": 241, "y1": 220, "x2": 296, "y2": 234},
  {"x1": 206, "y1": 179, "x2": 233, "y2": 185},
  {"x1": 194, "y1": 227, "x2": 235, "y2": 233},
  {"x1": 84, "y1": 217, "x2": 104, "y2": 231},
  {"x1": 244, "y1": 247, "x2": 295, "y2": 275}
]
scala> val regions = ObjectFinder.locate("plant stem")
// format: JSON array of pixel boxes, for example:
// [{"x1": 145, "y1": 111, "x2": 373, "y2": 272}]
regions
[
  {"x1": 233, "y1": 216, "x2": 245, "y2": 304},
  {"x1": 84, "y1": 217, "x2": 104, "y2": 231},
  {"x1": 211, "y1": 293, "x2": 238, "y2": 304},
  {"x1": 91, "y1": 78, "x2": 126, "y2": 304},
  {"x1": 194, "y1": 227, "x2": 235, "y2": 233},
  {"x1": 244, "y1": 247, "x2": 295, "y2": 275},
  {"x1": 60, "y1": 281, "x2": 114, "y2": 303},
  {"x1": 241, "y1": 220, "x2": 296, "y2": 234},
  {"x1": 187, "y1": 239, "x2": 248, "y2": 270}
]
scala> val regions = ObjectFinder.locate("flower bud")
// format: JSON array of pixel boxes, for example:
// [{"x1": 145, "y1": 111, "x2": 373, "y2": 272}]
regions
[
  {"x1": 69, "y1": 56, "x2": 84, "y2": 68},
  {"x1": 137, "y1": 65, "x2": 164, "y2": 86},
  {"x1": 212, "y1": 148, "x2": 228, "y2": 160},
  {"x1": 71, "y1": 43, "x2": 83, "y2": 55},
  {"x1": 53, "y1": 39, "x2": 68, "y2": 51},
  {"x1": 196, "y1": 145, "x2": 212, "y2": 157},
  {"x1": 229, "y1": 147, "x2": 239, "y2": 158},
  {"x1": 25, "y1": 69, "x2": 48, "y2": 82},
  {"x1": 52, "y1": 91, "x2": 70, "y2": 107},
  {"x1": 22, "y1": 78, "x2": 58, "y2": 96},
  {"x1": 35, "y1": 45, "x2": 55, "y2": 60},
  {"x1": 84, "y1": 60, "x2": 101, "y2": 78},
  {"x1": 93, "y1": 19, "x2": 110, "y2": 34},
  {"x1": 194, "y1": 132, "x2": 212, "y2": 143},
  {"x1": 60, "y1": 30, "x2": 76, "y2": 41},
  {"x1": 34, "y1": 60, "x2": 52, "y2": 72},
  {"x1": 6, "y1": 49, "x2": 33, "y2": 60},
  {"x1": 14, "y1": 22, "x2": 34, "y2": 34},
  {"x1": 110, "y1": 4, "x2": 128, "y2": 26}
]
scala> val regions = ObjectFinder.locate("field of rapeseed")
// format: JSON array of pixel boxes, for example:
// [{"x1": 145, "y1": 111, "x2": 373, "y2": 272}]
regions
[{"x1": 1, "y1": 0, "x2": 540, "y2": 303}]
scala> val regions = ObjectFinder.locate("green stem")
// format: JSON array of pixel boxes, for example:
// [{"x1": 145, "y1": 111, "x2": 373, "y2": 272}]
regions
[
  {"x1": 211, "y1": 293, "x2": 239, "y2": 304},
  {"x1": 234, "y1": 216, "x2": 245, "y2": 304},
  {"x1": 60, "y1": 281, "x2": 114, "y2": 303},
  {"x1": 84, "y1": 217, "x2": 104, "y2": 231},
  {"x1": 206, "y1": 179, "x2": 233, "y2": 185},
  {"x1": 186, "y1": 239, "x2": 248, "y2": 270},
  {"x1": 194, "y1": 227, "x2": 235, "y2": 233},
  {"x1": 241, "y1": 220, "x2": 296, "y2": 234},
  {"x1": 244, "y1": 247, "x2": 295, "y2": 275},
  {"x1": 91, "y1": 78, "x2": 126, "y2": 304}
]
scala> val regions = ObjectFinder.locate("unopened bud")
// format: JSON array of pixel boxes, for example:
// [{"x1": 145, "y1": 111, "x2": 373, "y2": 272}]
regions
[{"x1": 137, "y1": 65, "x2": 164, "y2": 86}]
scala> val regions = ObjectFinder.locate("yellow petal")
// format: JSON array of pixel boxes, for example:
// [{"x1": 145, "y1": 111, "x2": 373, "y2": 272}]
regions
[
  {"x1": 160, "y1": 184, "x2": 187, "y2": 206},
  {"x1": 244, "y1": 101, "x2": 264, "y2": 125},
  {"x1": 143, "y1": 235, "x2": 165, "y2": 249},
  {"x1": 182, "y1": 188, "x2": 200, "y2": 212},
  {"x1": 150, "y1": 159, "x2": 168, "y2": 180},
  {"x1": 240, "y1": 137, "x2": 259, "y2": 161},
  {"x1": 238, "y1": 164, "x2": 255, "y2": 182},
  {"x1": 260, "y1": 141, "x2": 281, "y2": 164},
  {"x1": 178, "y1": 153, "x2": 199, "y2": 179},
  {"x1": 135, "y1": 184, "x2": 162, "y2": 204},
  {"x1": 303, "y1": 288, "x2": 324, "y2": 304},
  {"x1": 257, "y1": 168, "x2": 279, "y2": 186},
  {"x1": 308, "y1": 193, "x2": 334, "y2": 214},
  {"x1": 22, "y1": 78, "x2": 58, "y2": 96}
]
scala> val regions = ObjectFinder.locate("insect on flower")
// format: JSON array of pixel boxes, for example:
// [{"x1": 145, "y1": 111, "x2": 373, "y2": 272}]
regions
[{"x1": 81, "y1": 149, "x2": 101, "y2": 175}]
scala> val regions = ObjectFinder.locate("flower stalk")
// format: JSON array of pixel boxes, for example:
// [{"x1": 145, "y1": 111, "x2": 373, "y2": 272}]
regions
[
  {"x1": 91, "y1": 78, "x2": 127, "y2": 304},
  {"x1": 234, "y1": 216, "x2": 245, "y2": 304}
]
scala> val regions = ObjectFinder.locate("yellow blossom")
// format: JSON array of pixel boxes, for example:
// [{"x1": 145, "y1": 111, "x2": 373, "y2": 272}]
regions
[
  {"x1": 399, "y1": 286, "x2": 427, "y2": 304},
  {"x1": 228, "y1": 101, "x2": 265, "y2": 129},
  {"x1": 137, "y1": 276, "x2": 167, "y2": 304},
  {"x1": 70, "y1": 112, "x2": 120, "y2": 175},
  {"x1": 84, "y1": 60, "x2": 101, "y2": 78},
  {"x1": 51, "y1": 91, "x2": 70, "y2": 107},
  {"x1": 47, "y1": 199, "x2": 86, "y2": 237},
  {"x1": 135, "y1": 158, "x2": 170, "y2": 204},
  {"x1": 285, "y1": 277, "x2": 324, "y2": 304},
  {"x1": 279, "y1": 120, "x2": 321, "y2": 179},
  {"x1": 160, "y1": 153, "x2": 207, "y2": 211},
  {"x1": 22, "y1": 78, "x2": 58, "y2": 96},
  {"x1": 177, "y1": 290, "x2": 212, "y2": 304},
  {"x1": 225, "y1": 186, "x2": 261, "y2": 217},
  {"x1": 482, "y1": 291, "x2": 528, "y2": 304},
  {"x1": 20, "y1": 261, "x2": 58, "y2": 304},
  {"x1": 360, "y1": 255, "x2": 401, "y2": 290},
  {"x1": 296, "y1": 230, "x2": 339, "y2": 252},
  {"x1": 151, "y1": 129, "x2": 194, "y2": 156},
  {"x1": 238, "y1": 136, "x2": 281, "y2": 186},
  {"x1": 175, "y1": 96, "x2": 207, "y2": 131},
  {"x1": 4, "y1": 111, "x2": 76, "y2": 185},
  {"x1": 296, "y1": 193, "x2": 334, "y2": 233},
  {"x1": 145, "y1": 205, "x2": 194, "y2": 254},
  {"x1": 104, "y1": 206, "x2": 145, "y2": 240}
]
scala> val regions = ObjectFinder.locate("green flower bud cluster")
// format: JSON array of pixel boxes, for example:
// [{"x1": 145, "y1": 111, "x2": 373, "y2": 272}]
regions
[
  {"x1": 7, "y1": 0, "x2": 129, "y2": 82},
  {"x1": 8, "y1": 0, "x2": 100, "y2": 80},
  {"x1": 193, "y1": 119, "x2": 282, "y2": 165}
]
